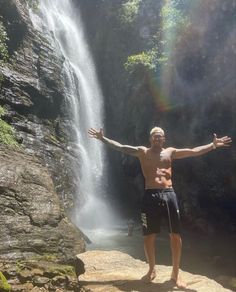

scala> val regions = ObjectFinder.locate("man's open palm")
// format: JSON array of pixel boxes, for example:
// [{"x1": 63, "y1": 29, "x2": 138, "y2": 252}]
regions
[
  {"x1": 213, "y1": 133, "x2": 232, "y2": 148},
  {"x1": 88, "y1": 128, "x2": 104, "y2": 140}
]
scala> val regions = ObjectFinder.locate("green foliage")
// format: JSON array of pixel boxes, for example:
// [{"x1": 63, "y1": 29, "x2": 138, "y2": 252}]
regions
[
  {"x1": 0, "y1": 271, "x2": 11, "y2": 291},
  {"x1": 124, "y1": 0, "x2": 190, "y2": 74},
  {"x1": 0, "y1": 106, "x2": 19, "y2": 147},
  {"x1": 162, "y1": 5, "x2": 186, "y2": 31},
  {"x1": 159, "y1": 0, "x2": 189, "y2": 63},
  {"x1": 32, "y1": 253, "x2": 58, "y2": 262},
  {"x1": 0, "y1": 20, "x2": 9, "y2": 62},
  {"x1": 0, "y1": 106, "x2": 5, "y2": 116},
  {"x1": 119, "y1": 0, "x2": 142, "y2": 26},
  {"x1": 124, "y1": 50, "x2": 157, "y2": 74},
  {"x1": 25, "y1": 0, "x2": 39, "y2": 11},
  {"x1": 0, "y1": 72, "x2": 4, "y2": 86},
  {"x1": 16, "y1": 257, "x2": 76, "y2": 277}
]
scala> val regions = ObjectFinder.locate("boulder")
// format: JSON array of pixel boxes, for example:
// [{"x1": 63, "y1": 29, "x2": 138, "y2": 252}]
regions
[{"x1": 0, "y1": 145, "x2": 85, "y2": 262}]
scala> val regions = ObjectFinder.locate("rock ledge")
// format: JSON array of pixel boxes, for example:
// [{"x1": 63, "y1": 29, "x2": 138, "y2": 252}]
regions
[{"x1": 78, "y1": 250, "x2": 232, "y2": 292}]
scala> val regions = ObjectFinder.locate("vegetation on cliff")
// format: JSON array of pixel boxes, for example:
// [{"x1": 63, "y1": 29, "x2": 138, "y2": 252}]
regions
[
  {"x1": 25, "y1": 0, "x2": 39, "y2": 11},
  {"x1": 124, "y1": 0, "x2": 189, "y2": 74},
  {"x1": 125, "y1": 50, "x2": 157, "y2": 74},
  {"x1": 0, "y1": 18, "x2": 8, "y2": 62},
  {"x1": 119, "y1": 0, "x2": 141, "y2": 27},
  {"x1": 0, "y1": 106, "x2": 19, "y2": 147},
  {"x1": 0, "y1": 271, "x2": 11, "y2": 292},
  {"x1": 0, "y1": 18, "x2": 9, "y2": 87}
]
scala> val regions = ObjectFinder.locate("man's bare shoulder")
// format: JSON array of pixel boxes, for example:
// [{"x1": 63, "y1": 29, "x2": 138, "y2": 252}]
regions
[
  {"x1": 163, "y1": 147, "x2": 176, "y2": 157},
  {"x1": 136, "y1": 146, "x2": 148, "y2": 155},
  {"x1": 137, "y1": 146, "x2": 148, "y2": 152},
  {"x1": 164, "y1": 147, "x2": 176, "y2": 152},
  {"x1": 137, "y1": 146, "x2": 147, "y2": 150}
]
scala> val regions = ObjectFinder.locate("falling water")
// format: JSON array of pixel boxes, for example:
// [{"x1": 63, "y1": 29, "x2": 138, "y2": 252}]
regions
[{"x1": 29, "y1": 0, "x2": 116, "y2": 229}]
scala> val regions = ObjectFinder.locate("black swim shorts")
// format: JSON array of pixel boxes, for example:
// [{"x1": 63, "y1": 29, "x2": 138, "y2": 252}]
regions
[{"x1": 141, "y1": 188, "x2": 181, "y2": 235}]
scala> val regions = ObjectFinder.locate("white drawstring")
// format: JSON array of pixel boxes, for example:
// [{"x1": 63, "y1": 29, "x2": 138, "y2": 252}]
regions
[{"x1": 165, "y1": 197, "x2": 173, "y2": 234}]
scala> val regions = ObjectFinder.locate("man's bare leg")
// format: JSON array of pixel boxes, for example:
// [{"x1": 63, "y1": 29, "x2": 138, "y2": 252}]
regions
[
  {"x1": 170, "y1": 233, "x2": 187, "y2": 288},
  {"x1": 142, "y1": 233, "x2": 157, "y2": 282}
]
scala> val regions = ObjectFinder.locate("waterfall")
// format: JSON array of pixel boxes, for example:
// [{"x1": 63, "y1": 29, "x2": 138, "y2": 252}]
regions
[{"x1": 29, "y1": 0, "x2": 116, "y2": 229}]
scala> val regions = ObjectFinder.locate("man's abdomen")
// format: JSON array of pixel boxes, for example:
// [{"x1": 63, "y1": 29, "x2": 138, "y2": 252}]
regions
[{"x1": 145, "y1": 177, "x2": 173, "y2": 189}]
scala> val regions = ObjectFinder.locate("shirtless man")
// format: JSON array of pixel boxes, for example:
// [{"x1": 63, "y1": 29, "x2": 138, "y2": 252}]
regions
[{"x1": 88, "y1": 126, "x2": 231, "y2": 288}]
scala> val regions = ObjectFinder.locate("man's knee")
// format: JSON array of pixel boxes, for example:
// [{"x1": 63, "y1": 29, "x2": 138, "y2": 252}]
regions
[
  {"x1": 144, "y1": 233, "x2": 156, "y2": 242},
  {"x1": 169, "y1": 233, "x2": 181, "y2": 241}
]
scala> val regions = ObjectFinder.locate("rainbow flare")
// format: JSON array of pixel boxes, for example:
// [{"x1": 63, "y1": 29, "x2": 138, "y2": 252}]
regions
[
  {"x1": 147, "y1": 71, "x2": 172, "y2": 112},
  {"x1": 146, "y1": 0, "x2": 200, "y2": 113}
]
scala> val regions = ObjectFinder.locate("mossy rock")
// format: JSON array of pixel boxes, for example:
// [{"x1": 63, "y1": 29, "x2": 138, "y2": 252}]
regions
[
  {"x1": 0, "y1": 271, "x2": 11, "y2": 291},
  {"x1": 0, "y1": 106, "x2": 19, "y2": 147},
  {"x1": 16, "y1": 258, "x2": 76, "y2": 278},
  {"x1": 230, "y1": 277, "x2": 236, "y2": 289}
]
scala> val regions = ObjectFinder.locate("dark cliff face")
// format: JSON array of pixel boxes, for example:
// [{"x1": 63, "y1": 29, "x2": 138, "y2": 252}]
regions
[
  {"x1": 78, "y1": 0, "x2": 236, "y2": 233},
  {"x1": 0, "y1": 0, "x2": 85, "y2": 275},
  {"x1": 0, "y1": 0, "x2": 80, "y2": 210}
]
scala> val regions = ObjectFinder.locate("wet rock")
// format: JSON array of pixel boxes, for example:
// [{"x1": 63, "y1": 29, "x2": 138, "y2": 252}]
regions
[
  {"x1": 29, "y1": 287, "x2": 48, "y2": 292},
  {"x1": 9, "y1": 283, "x2": 33, "y2": 292},
  {"x1": 23, "y1": 282, "x2": 34, "y2": 291},
  {"x1": 67, "y1": 275, "x2": 80, "y2": 291},
  {"x1": 3, "y1": 267, "x2": 17, "y2": 278},
  {"x1": 51, "y1": 275, "x2": 67, "y2": 286},
  {"x1": 1, "y1": 258, "x2": 80, "y2": 291},
  {"x1": 18, "y1": 269, "x2": 33, "y2": 283},
  {"x1": 33, "y1": 276, "x2": 50, "y2": 287},
  {"x1": 0, "y1": 0, "x2": 78, "y2": 213}
]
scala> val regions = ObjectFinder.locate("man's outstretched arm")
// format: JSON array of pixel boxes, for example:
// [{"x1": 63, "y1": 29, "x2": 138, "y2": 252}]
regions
[
  {"x1": 172, "y1": 133, "x2": 232, "y2": 160},
  {"x1": 88, "y1": 128, "x2": 143, "y2": 157}
]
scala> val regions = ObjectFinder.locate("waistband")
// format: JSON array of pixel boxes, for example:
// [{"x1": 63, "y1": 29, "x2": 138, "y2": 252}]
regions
[{"x1": 145, "y1": 188, "x2": 174, "y2": 193}]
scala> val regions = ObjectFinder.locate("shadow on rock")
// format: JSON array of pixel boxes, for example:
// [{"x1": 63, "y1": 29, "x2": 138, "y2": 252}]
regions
[
  {"x1": 73, "y1": 257, "x2": 85, "y2": 279},
  {"x1": 79, "y1": 279, "x2": 198, "y2": 292}
]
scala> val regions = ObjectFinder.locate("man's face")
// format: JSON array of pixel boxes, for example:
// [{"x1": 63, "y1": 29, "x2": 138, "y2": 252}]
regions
[{"x1": 150, "y1": 131, "x2": 165, "y2": 146}]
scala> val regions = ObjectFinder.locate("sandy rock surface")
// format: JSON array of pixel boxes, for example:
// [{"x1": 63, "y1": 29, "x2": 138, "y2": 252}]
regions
[{"x1": 78, "y1": 250, "x2": 232, "y2": 292}]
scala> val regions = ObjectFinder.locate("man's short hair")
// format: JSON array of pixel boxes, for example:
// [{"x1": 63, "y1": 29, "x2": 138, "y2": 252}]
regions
[{"x1": 150, "y1": 127, "x2": 165, "y2": 136}]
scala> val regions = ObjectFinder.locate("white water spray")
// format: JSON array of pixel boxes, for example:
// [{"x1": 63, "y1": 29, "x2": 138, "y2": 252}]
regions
[{"x1": 30, "y1": 0, "x2": 117, "y2": 229}]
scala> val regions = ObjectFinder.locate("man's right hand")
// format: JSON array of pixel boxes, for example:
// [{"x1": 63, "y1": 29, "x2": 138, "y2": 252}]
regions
[
  {"x1": 88, "y1": 128, "x2": 142, "y2": 156},
  {"x1": 88, "y1": 128, "x2": 104, "y2": 140},
  {"x1": 156, "y1": 168, "x2": 166, "y2": 177}
]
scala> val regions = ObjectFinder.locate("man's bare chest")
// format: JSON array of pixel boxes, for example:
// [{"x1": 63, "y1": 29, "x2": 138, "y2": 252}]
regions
[{"x1": 140, "y1": 150, "x2": 172, "y2": 168}]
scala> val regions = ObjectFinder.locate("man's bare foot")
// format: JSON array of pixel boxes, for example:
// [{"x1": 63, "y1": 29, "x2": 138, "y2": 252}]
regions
[
  {"x1": 141, "y1": 270, "x2": 156, "y2": 283},
  {"x1": 171, "y1": 276, "x2": 187, "y2": 289}
]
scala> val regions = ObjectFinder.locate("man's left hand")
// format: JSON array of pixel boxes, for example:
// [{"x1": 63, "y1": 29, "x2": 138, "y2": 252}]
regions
[{"x1": 213, "y1": 133, "x2": 232, "y2": 148}]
